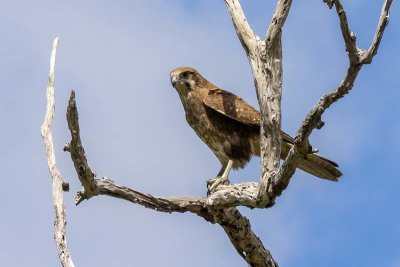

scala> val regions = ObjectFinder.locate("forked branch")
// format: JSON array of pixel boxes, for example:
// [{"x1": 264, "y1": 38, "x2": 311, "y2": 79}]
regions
[
  {"x1": 273, "y1": 0, "x2": 393, "y2": 198},
  {"x1": 226, "y1": 0, "x2": 294, "y2": 205},
  {"x1": 224, "y1": 0, "x2": 393, "y2": 203}
]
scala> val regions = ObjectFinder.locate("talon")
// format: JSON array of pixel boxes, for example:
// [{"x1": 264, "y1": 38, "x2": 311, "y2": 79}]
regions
[
  {"x1": 207, "y1": 160, "x2": 233, "y2": 195},
  {"x1": 207, "y1": 177, "x2": 218, "y2": 187},
  {"x1": 207, "y1": 176, "x2": 228, "y2": 195},
  {"x1": 311, "y1": 148, "x2": 319, "y2": 153}
]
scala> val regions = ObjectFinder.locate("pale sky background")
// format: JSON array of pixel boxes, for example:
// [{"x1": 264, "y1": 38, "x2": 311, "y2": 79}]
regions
[{"x1": 1, "y1": 1, "x2": 399, "y2": 266}]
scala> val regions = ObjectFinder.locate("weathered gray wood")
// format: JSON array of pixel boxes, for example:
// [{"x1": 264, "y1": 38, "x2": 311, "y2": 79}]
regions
[
  {"x1": 41, "y1": 37, "x2": 75, "y2": 267},
  {"x1": 216, "y1": 208, "x2": 278, "y2": 267},
  {"x1": 361, "y1": 0, "x2": 392, "y2": 64},
  {"x1": 275, "y1": 0, "x2": 393, "y2": 199},
  {"x1": 224, "y1": 0, "x2": 293, "y2": 205}
]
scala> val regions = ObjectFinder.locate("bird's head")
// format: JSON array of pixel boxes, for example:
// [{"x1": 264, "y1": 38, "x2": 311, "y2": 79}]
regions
[{"x1": 170, "y1": 67, "x2": 207, "y2": 97}]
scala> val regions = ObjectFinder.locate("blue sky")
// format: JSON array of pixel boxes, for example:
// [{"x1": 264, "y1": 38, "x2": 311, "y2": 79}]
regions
[{"x1": 1, "y1": 1, "x2": 399, "y2": 266}]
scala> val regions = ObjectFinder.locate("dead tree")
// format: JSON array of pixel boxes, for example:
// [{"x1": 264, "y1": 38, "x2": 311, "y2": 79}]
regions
[{"x1": 41, "y1": 1, "x2": 393, "y2": 266}]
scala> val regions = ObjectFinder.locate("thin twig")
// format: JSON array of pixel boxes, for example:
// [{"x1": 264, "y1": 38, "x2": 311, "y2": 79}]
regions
[
  {"x1": 41, "y1": 37, "x2": 75, "y2": 267},
  {"x1": 361, "y1": 0, "x2": 393, "y2": 64},
  {"x1": 333, "y1": 0, "x2": 359, "y2": 62},
  {"x1": 66, "y1": 91, "x2": 98, "y2": 199}
]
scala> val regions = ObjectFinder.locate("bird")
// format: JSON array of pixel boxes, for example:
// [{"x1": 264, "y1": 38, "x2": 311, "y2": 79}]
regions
[{"x1": 170, "y1": 66, "x2": 342, "y2": 192}]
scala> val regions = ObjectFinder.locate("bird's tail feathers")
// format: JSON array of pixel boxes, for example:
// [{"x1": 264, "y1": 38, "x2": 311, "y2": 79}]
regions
[
  {"x1": 298, "y1": 154, "x2": 342, "y2": 181},
  {"x1": 251, "y1": 136, "x2": 342, "y2": 181}
]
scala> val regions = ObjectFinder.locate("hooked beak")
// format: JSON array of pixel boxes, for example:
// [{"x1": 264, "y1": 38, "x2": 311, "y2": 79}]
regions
[{"x1": 171, "y1": 76, "x2": 178, "y2": 87}]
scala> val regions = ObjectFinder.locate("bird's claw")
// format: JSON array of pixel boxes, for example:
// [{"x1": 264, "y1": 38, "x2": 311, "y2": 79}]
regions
[{"x1": 207, "y1": 176, "x2": 228, "y2": 195}]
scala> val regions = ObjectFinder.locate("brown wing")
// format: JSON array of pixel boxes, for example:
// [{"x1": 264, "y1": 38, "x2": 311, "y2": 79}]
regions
[
  {"x1": 203, "y1": 88, "x2": 260, "y2": 125},
  {"x1": 203, "y1": 88, "x2": 295, "y2": 145}
]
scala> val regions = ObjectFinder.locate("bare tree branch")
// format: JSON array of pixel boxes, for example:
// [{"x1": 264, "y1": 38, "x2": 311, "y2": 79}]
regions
[
  {"x1": 265, "y1": 0, "x2": 293, "y2": 45},
  {"x1": 41, "y1": 37, "x2": 75, "y2": 267},
  {"x1": 65, "y1": 91, "x2": 98, "y2": 197},
  {"x1": 255, "y1": 39, "x2": 283, "y2": 205},
  {"x1": 256, "y1": 1, "x2": 292, "y2": 205},
  {"x1": 65, "y1": 91, "x2": 277, "y2": 267},
  {"x1": 224, "y1": 0, "x2": 293, "y2": 206},
  {"x1": 333, "y1": 0, "x2": 359, "y2": 62},
  {"x1": 225, "y1": 0, "x2": 393, "y2": 204},
  {"x1": 272, "y1": 0, "x2": 393, "y2": 198},
  {"x1": 225, "y1": 0, "x2": 294, "y2": 205},
  {"x1": 216, "y1": 208, "x2": 278, "y2": 267},
  {"x1": 274, "y1": 64, "x2": 362, "y2": 197},
  {"x1": 224, "y1": 0, "x2": 259, "y2": 57},
  {"x1": 361, "y1": 0, "x2": 393, "y2": 64}
]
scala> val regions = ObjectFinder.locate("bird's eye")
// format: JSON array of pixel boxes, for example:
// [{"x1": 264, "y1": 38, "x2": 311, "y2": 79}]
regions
[{"x1": 181, "y1": 71, "x2": 191, "y2": 79}]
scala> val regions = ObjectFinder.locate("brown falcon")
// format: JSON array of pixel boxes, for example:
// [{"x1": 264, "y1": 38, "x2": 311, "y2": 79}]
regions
[{"x1": 170, "y1": 66, "x2": 342, "y2": 190}]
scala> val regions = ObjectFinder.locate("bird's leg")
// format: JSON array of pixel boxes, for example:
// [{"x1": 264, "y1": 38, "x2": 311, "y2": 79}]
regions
[
  {"x1": 207, "y1": 160, "x2": 233, "y2": 195},
  {"x1": 207, "y1": 163, "x2": 228, "y2": 187}
]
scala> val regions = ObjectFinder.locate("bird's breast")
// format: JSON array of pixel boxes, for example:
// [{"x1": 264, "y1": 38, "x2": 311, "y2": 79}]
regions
[
  {"x1": 182, "y1": 93, "x2": 256, "y2": 168},
  {"x1": 183, "y1": 94, "x2": 221, "y2": 144}
]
